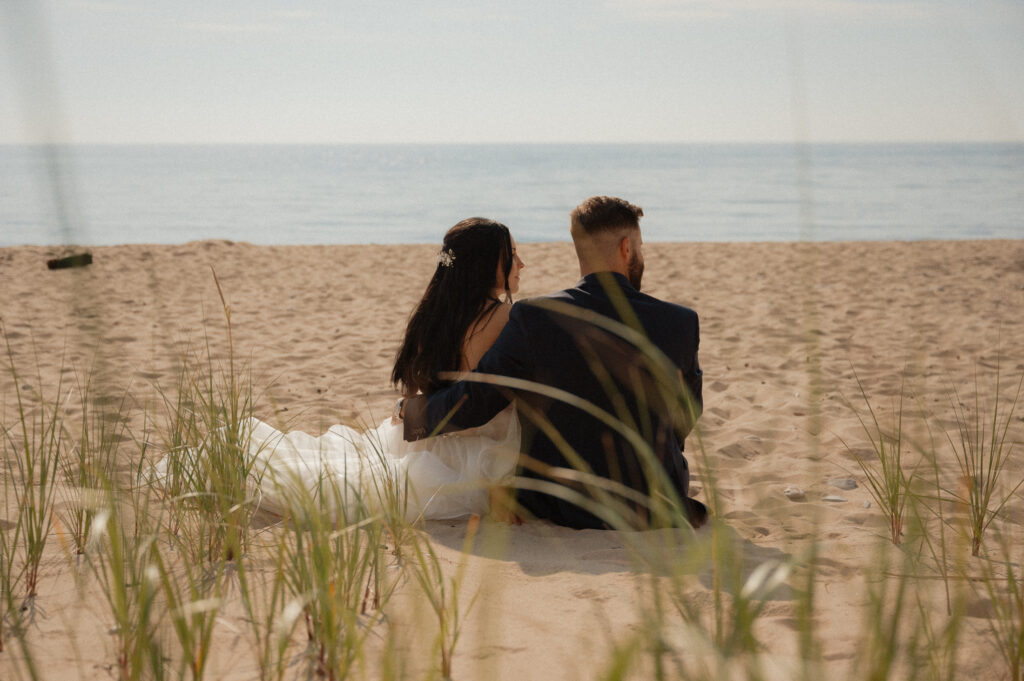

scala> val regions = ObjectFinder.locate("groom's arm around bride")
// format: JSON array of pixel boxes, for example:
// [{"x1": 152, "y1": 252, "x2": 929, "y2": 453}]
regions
[{"x1": 403, "y1": 196, "x2": 705, "y2": 530}]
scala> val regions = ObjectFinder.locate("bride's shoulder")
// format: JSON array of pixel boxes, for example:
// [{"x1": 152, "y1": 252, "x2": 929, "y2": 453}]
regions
[
  {"x1": 471, "y1": 301, "x2": 511, "y2": 339},
  {"x1": 463, "y1": 301, "x2": 512, "y2": 370},
  {"x1": 490, "y1": 300, "x2": 512, "y2": 324}
]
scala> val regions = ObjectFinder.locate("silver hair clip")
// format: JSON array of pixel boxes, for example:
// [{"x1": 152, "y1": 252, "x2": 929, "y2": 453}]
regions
[{"x1": 437, "y1": 248, "x2": 456, "y2": 268}]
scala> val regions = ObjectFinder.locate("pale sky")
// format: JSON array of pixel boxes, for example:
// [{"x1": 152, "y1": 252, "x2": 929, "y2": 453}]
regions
[{"x1": 2, "y1": 0, "x2": 1023, "y2": 144}]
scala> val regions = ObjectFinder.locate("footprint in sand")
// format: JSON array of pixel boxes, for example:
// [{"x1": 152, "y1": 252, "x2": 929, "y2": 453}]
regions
[
  {"x1": 470, "y1": 644, "x2": 528, "y2": 660},
  {"x1": 716, "y1": 441, "x2": 758, "y2": 460},
  {"x1": 571, "y1": 587, "x2": 612, "y2": 603}
]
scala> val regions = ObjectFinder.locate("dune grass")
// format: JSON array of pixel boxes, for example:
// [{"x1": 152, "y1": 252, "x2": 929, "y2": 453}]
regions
[
  {"x1": 975, "y1": 528, "x2": 1024, "y2": 681},
  {"x1": 85, "y1": 495, "x2": 166, "y2": 681},
  {"x1": 0, "y1": 466, "x2": 21, "y2": 656},
  {"x1": 406, "y1": 517, "x2": 480, "y2": 680},
  {"x1": 151, "y1": 537, "x2": 227, "y2": 681},
  {"x1": 2, "y1": 293, "x2": 1023, "y2": 681},
  {"x1": 841, "y1": 371, "x2": 921, "y2": 546},
  {"x1": 278, "y1": 477, "x2": 389, "y2": 680},
  {"x1": 154, "y1": 271, "x2": 261, "y2": 564},
  {"x1": 234, "y1": 539, "x2": 294, "y2": 681},
  {"x1": 56, "y1": 369, "x2": 130, "y2": 556},
  {"x1": 944, "y1": 365, "x2": 1023, "y2": 557},
  {"x1": 2, "y1": 332, "x2": 64, "y2": 602}
]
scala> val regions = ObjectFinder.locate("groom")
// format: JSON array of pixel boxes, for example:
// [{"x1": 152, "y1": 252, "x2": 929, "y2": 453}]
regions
[{"x1": 403, "y1": 196, "x2": 705, "y2": 529}]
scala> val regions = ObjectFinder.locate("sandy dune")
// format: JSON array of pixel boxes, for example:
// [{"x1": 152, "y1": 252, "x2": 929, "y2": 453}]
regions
[{"x1": 1, "y1": 238, "x2": 1022, "y2": 679}]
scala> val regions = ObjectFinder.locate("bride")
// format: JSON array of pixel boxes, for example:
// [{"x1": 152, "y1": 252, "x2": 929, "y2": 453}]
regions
[{"x1": 222, "y1": 218, "x2": 525, "y2": 521}]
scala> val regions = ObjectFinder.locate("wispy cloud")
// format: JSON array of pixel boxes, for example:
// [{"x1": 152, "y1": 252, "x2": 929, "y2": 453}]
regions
[
  {"x1": 182, "y1": 22, "x2": 282, "y2": 35},
  {"x1": 65, "y1": 2, "x2": 313, "y2": 33},
  {"x1": 606, "y1": 0, "x2": 937, "y2": 21},
  {"x1": 67, "y1": 1, "x2": 142, "y2": 13},
  {"x1": 270, "y1": 9, "x2": 318, "y2": 21}
]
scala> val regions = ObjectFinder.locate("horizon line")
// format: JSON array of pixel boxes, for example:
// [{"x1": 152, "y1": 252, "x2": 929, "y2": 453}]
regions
[{"x1": 2, "y1": 139, "x2": 1023, "y2": 147}]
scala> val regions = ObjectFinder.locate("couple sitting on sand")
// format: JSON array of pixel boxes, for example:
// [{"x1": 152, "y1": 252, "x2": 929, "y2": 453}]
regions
[{"x1": 244, "y1": 195, "x2": 706, "y2": 530}]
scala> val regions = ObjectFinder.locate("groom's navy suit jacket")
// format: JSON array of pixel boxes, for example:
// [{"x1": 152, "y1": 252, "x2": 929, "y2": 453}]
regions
[{"x1": 403, "y1": 272, "x2": 703, "y2": 529}]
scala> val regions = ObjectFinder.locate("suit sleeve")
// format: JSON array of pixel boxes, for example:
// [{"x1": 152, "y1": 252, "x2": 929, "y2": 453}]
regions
[
  {"x1": 403, "y1": 303, "x2": 531, "y2": 441},
  {"x1": 685, "y1": 313, "x2": 702, "y2": 417},
  {"x1": 672, "y1": 311, "x2": 702, "y2": 442}
]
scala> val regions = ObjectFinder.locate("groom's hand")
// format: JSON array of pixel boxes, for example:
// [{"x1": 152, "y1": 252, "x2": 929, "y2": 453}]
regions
[{"x1": 402, "y1": 395, "x2": 430, "y2": 441}]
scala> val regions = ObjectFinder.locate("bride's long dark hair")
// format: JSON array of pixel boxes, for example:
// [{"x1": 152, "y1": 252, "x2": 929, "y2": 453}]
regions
[{"x1": 392, "y1": 218, "x2": 514, "y2": 396}]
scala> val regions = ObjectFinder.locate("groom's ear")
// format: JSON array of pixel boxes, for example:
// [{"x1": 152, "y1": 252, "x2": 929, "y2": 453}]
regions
[{"x1": 617, "y1": 233, "x2": 632, "y2": 262}]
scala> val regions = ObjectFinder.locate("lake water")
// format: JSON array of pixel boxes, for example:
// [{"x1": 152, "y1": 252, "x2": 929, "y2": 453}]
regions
[{"x1": 1, "y1": 143, "x2": 1021, "y2": 246}]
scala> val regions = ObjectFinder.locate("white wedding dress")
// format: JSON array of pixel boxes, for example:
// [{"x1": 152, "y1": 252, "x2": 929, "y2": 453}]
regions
[{"x1": 155, "y1": 404, "x2": 521, "y2": 522}]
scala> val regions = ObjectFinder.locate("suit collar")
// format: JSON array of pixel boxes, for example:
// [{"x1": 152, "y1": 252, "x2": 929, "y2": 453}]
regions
[{"x1": 576, "y1": 271, "x2": 637, "y2": 294}]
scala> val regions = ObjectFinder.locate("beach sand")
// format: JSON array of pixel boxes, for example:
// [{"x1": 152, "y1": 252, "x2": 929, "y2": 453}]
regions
[{"x1": 2, "y1": 239, "x2": 1023, "y2": 679}]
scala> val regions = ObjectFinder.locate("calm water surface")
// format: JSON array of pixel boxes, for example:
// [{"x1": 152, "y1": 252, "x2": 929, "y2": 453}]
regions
[{"x1": 1, "y1": 143, "x2": 1021, "y2": 246}]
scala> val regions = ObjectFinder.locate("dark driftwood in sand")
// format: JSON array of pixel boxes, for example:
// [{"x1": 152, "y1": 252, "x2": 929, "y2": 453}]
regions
[{"x1": 46, "y1": 253, "x2": 93, "y2": 270}]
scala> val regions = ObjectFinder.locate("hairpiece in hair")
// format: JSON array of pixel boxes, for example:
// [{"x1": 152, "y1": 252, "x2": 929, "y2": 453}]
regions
[{"x1": 437, "y1": 247, "x2": 456, "y2": 268}]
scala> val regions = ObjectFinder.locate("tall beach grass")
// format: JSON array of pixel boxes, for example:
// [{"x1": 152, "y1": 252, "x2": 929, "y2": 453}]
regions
[{"x1": 2, "y1": 283, "x2": 1022, "y2": 681}]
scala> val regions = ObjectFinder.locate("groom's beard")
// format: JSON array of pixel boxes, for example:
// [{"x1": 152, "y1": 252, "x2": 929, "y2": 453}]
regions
[{"x1": 628, "y1": 250, "x2": 644, "y2": 290}]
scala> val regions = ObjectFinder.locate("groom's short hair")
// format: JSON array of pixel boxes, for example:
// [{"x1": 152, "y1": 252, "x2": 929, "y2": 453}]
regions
[{"x1": 570, "y1": 196, "x2": 644, "y2": 239}]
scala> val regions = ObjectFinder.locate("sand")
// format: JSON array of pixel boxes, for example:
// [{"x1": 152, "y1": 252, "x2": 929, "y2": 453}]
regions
[{"x1": 1, "y1": 238, "x2": 1023, "y2": 679}]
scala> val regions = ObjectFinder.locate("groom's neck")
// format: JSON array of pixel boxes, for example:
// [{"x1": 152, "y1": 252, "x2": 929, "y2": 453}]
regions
[{"x1": 578, "y1": 258, "x2": 627, "y2": 279}]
